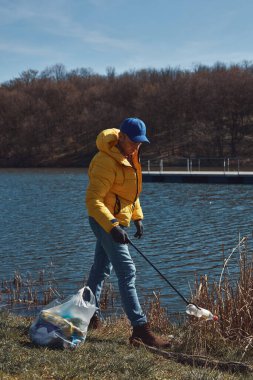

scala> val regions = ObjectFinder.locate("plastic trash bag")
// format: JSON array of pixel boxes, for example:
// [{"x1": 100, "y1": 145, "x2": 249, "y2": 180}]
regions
[{"x1": 29, "y1": 286, "x2": 96, "y2": 349}]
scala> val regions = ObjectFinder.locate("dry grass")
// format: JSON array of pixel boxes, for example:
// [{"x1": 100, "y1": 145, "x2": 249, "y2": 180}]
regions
[
  {"x1": 0, "y1": 267, "x2": 62, "y2": 307},
  {"x1": 1, "y1": 235, "x2": 253, "y2": 369},
  {"x1": 171, "y1": 235, "x2": 253, "y2": 362},
  {"x1": 0, "y1": 269, "x2": 117, "y2": 312},
  {"x1": 189, "y1": 236, "x2": 253, "y2": 343},
  {"x1": 0, "y1": 311, "x2": 250, "y2": 380}
]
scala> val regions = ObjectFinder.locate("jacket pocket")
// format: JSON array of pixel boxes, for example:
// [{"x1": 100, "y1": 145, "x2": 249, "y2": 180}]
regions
[{"x1": 114, "y1": 194, "x2": 121, "y2": 215}]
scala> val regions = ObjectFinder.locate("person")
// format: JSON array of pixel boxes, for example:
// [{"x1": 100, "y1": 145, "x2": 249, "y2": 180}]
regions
[{"x1": 85, "y1": 117, "x2": 171, "y2": 348}]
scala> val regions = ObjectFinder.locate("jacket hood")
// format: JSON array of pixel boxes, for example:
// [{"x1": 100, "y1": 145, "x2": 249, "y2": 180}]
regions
[{"x1": 96, "y1": 128, "x2": 131, "y2": 166}]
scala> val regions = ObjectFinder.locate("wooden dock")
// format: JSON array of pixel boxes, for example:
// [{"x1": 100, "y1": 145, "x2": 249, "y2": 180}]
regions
[{"x1": 142, "y1": 171, "x2": 253, "y2": 184}]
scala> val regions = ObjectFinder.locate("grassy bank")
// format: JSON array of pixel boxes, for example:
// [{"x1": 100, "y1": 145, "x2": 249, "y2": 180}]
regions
[
  {"x1": 0, "y1": 310, "x2": 252, "y2": 380},
  {"x1": 1, "y1": 236, "x2": 253, "y2": 379},
  {"x1": 0, "y1": 313, "x2": 252, "y2": 380}
]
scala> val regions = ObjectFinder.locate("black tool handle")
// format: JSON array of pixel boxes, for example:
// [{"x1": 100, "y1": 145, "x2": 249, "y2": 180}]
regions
[{"x1": 129, "y1": 240, "x2": 189, "y2": 305}]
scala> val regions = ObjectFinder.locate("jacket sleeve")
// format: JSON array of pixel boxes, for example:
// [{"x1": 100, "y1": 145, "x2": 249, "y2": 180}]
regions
[
  {"x1": 86, "y1": 156, "x2": 119, "y2": 233},
  {"x1": 131, "y1": 197, "x2": 144, "y2": 221}
]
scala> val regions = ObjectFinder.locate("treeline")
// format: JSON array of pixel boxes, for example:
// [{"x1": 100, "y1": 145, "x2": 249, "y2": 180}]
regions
[{"x1": 0, "y1": 62, "x2": 253, "y2": 167}]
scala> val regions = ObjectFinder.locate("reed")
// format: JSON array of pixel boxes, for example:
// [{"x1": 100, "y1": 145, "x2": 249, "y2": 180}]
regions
[
  {"x1": 174, "y1": 235, "x2": 253, "y2": 361},
  {"x1": 190, "y1": 236, "x2": 253, "y2": 341},
  {"x1": 0, "y1": 269, "x2": 116, "y2": 314},
  {"x1": 143, "y1": 291, "x2": 172, "y2": 334},
  {"x1": 100, "y1": 280, "x2": 116, "y2": 311},
  {"x1": 0, "y1": 268, "x2": 62, "y2": 307},
  {"x1": 1, "y1": 234, "x2": 253, "y2": 361}
]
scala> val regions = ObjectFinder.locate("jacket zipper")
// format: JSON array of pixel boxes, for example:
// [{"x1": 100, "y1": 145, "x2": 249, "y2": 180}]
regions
[{"x1": 132, "y1": 164, "x2": 138, "y2": 210}]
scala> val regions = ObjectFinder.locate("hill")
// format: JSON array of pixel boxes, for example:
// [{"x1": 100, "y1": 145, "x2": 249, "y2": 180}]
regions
[{"x1": 1, "y1": 63, "x2": 253, "y2": 168}]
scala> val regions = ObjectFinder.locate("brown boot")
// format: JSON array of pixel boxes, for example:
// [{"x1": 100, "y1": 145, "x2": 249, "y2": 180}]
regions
[
  {"x1": 88, "y1": 314, "x2": 101, "y2": 330},
  {"x1": 129, "y1": 323, "x2": 172, "y2": 349}
]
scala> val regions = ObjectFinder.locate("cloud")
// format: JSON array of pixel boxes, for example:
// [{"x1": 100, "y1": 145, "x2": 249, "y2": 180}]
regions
[
  {"x1": 87, "y1": 0, "x2": 124, "y2": 7},
  {"x1": 0, "y1": 1, "x2": 39, "y2": 24},
  {"x1": 0, "y1": 0, "x2": 138, "y2": 53},
  {"x1": 38, "y1": 9, "x2": 140, "y2": 52},
  {"x1": 0, "y1": 0, "x2": 76, "y2": 31},
  {"x1": 0, "y1": 41, "x2": 61, "y2": 59},
  {"x1": 44, "y1": 22, "x2": 139, "y2": 52}
]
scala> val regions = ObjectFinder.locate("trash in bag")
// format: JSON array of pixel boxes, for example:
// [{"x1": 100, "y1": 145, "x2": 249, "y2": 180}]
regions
[{"x1": 29, "y1": 286, "x2": 96, "y2": 349}]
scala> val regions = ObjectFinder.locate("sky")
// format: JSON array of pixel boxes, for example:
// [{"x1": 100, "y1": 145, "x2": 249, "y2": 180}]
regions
[{"x1": 0, "y1": 0, "x2": 253, "y2": 83}]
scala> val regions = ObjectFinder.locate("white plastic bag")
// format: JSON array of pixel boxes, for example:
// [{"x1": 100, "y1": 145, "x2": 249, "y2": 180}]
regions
[{"x1": 29, "y1": 286, "x2": 96, "y2": 349}]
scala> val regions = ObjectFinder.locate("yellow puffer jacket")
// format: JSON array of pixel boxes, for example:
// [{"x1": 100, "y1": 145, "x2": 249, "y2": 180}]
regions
[{"x1": 86, "y1": 128, "x2": 143, "y2": 233}]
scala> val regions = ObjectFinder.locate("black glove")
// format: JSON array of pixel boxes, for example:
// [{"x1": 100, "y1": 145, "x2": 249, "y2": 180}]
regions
[
  {"x1": 110, "y1": 226, "x2": 129, "y2": 244},
  {"x1": 134, "y1": 220, "x2": 143, "y2": 239}
]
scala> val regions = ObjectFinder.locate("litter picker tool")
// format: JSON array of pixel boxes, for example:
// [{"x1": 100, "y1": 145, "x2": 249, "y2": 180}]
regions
[{"x1": 128, "y1": 239, "x2": 218, "y2": 321}]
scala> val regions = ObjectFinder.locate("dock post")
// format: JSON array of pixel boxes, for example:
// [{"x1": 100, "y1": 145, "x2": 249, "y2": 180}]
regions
[
  {"x1": 160, "y1": 159, "x2": 163, "y2": 173},
  {"x1": 148, "y1": 160, "x2": 150, "y2": 173},
  {"x1": 187, "y1": 158, "x2": 189, "y2": 172},
  {"x1": 224, "y1": 158, "x2": 226, "y2": 174}
]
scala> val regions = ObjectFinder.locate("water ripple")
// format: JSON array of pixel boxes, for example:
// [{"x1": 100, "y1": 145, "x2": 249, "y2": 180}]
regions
[{"x1": 1, "y1": 169, "x2": 253, "y2": 313}]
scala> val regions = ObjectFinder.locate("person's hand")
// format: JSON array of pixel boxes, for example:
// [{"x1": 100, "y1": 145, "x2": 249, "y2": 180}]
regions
[
  {"x1": 110, "y1": 226, "x2": 129, "y2": 244},
  {"x1": 134, "y1": 220, "x2": 143, "y2": 239}
]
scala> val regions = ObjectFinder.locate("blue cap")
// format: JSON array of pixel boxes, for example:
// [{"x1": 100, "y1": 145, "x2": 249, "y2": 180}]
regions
[{"x1": 120, "y1": 118, "x2": 150, "y2": 143}]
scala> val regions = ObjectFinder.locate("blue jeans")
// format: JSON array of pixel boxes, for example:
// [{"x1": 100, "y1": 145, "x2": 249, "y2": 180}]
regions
[{"x1": 86, "y1": 217, "x2": 147, "y2": 327}]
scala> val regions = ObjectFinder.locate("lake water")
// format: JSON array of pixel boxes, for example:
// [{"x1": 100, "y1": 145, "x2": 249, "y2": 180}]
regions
[{"x1": 1, "y1": 168, "x2": 253, "y2": 315}]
